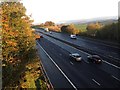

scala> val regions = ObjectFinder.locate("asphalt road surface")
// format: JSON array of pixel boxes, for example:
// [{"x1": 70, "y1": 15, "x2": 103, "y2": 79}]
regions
[
  {"x1": 37, "y1": 36, "x2": 120, "y2": 88},
  {"x1": 36, "y1": 28, "x2": 120, "y2": 66}
]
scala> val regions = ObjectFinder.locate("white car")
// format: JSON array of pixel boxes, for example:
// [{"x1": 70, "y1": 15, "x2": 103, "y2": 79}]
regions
[
  {"x1": 44, "y1": 28, "x2": 49, "y2": 32},
  {"x1": 70, "y1": 34, "x2": 77, "y2": 39}
]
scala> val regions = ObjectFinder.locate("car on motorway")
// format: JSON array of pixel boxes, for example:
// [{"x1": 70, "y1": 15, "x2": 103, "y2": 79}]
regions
[
  {"x1": 70, "y1": 34, "x2": 77, "y2": 39},
  {"x1": 87, "y1": 55, "x2": 102, "y2": 64},
  {"x1": 40, "y1": 35, "x2": 43, "y2": 38},
  {"x1": 69, "y1": 53, "x2": 82, "y2": 61},
  {"x1": 50, "y1": 31, "x2": 52, "y2": 34},
  {"x1": 35, "y1": 33, "x2": 43, "y2": 40},
  {"x1": 44, "y1": 28, "x2": 49, "y2": 32}
]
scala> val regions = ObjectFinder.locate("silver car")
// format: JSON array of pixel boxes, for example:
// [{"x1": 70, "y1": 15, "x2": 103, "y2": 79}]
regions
[{"x1": 69, "y1": 53, "x2": 82, "y2": 61}]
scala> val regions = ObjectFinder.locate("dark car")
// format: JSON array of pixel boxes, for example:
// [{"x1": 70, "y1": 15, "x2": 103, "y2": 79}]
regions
[
  {"x1": 87, "y1": 55, "x2": 102, "y2": 64},
  {"x1": 40, "y1": 35, "x2": 43, "y2": 38},
  {"x1": 69, "y1": 53, "x2": 82, "y2": 61}
]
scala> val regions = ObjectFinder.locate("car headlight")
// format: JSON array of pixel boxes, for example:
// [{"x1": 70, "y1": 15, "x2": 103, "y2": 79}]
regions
[
  {"x1": 98, "y1": 60, "x2": 101, "y2": 62},
  {"x1": 76, "y1": 57, "x2": 81, "y2": 61}
]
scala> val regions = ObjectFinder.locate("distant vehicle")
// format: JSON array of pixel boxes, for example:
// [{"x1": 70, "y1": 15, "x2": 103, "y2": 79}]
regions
[
  {"x1": 40, "y1": 35, "x2": 43, "y2": 38},
  {"x1": 69, "y1": 53, "x2": 82, "y2": 61},
  {"x1": 70, "y1": 34, "x2": 77, "y2": 39},
  {"x1": 44, "y1": 28, "x2": 49, "y2": 32},
  {"x1": 32, "y1": 28, "x2": 35, "y2": 32},
  {"x1": 50, "y1": 31, "x2": 52, "y2": 34},
  {"x1": 35, "y1": 33, "x2": 43, "y2": 40},
  {"x1": 87, "y1": 55, "x2": 102, "y2": 64}
]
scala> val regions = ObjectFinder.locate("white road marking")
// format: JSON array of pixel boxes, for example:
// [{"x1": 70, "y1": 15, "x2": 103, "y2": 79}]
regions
[
  {"x1": 59, "y1": 54, "x2": 62, "y2": 56},
  {"x1": 108, "y1": 55, "x2": 113, "y2": 57},
  {"x1": 71, "y1": 46, "x2": 90, "y2": 55},
  {"x1": 84, "y1": 60, "x2": 89, "y2": 64},
  {"x1": 37, "y1": 47, "x2": 54, "y2": 88},
  {"x1": 70, "y1": 46, "x2": 120, "y2": 69},
  {"x1": 37, "y1": 42, "x2": 77, "y2": 90},
  {"x1": 38, "y1": 32, "x2": 120, "y2": 70},
  {"x1": 112, "y1": 75, "x2": 120, "y2": 82},
  {"x1": 77, "y1": 36, "x2": 120, "y2": 49},
  {"x1": 70, "y1": 61, "x2": 74, "y2": 65},
  {"x1": 102, "y1": 60, "x2": 120, "y2": 70},
  {"x1": 92, "y1": 79, "x2": 101, "y2": 86},
  {"x1": 108, "y1": 55, "x2": 120, "y2": 60}
]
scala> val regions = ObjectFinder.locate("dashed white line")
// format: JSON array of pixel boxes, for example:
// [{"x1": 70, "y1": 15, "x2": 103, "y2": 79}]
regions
[
  {"x1": 112, "y1": 75, "x2": 120, "y2": 82},
  {"x1": 70, "y1": 61, "x2": 74, "y2": 65},
  {"x1": 37, "y1": 42, "x2": 77, "y2": 90},
  {"x1": 84, "y1": 60, "x2": 89, "y2": 64},
  {"x1": 38, "y1": 32, "x2": 120, "y2": 70},
  {"x1": 92, "y1": 79, "x2": 101, "y2": 86},
  {"x1": 102, "y1": 60, "x2": 120, "y2": 69},
  {"x1": 59, "y1": 54, "x2": 62, "y2": 56},
  {"x1": 71, "y1": 45, "x2": 120, "y2": 69},
  {"x1": 71, "y1": 46, "x2": 90, "y2": 55}
]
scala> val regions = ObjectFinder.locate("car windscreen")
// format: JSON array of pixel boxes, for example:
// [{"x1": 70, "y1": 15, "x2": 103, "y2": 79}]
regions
[{"x1": 74, "y1": 55, "x2": 80, "y2": 57}]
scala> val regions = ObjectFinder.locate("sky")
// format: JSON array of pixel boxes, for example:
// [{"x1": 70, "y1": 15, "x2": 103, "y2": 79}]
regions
[{"x1": 21, "y1": 0, "x2": 119, "y2": 24}]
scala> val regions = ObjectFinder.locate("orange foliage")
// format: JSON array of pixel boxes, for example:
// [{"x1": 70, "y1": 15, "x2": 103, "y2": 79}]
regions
[
  {"x1": 6, "y1": 41, "x2": 17, "y2": 46},
  {"x1": 47, "y1": 26, "x2": 61, "y2": 32}
]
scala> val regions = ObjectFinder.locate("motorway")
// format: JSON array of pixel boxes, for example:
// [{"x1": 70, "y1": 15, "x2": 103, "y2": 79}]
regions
[
  {"x1": 36, "y1": 29, "x2": 120, "y2": 88},
  {"x1": 36, "y1": 28, "x2": 120, "y2": 67}
]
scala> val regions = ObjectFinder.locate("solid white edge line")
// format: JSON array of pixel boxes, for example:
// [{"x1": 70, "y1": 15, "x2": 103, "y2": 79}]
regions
[
  {"x1": 112, "y1": 75, "x2": 120, "y2": 82},
  {"x1": 39, "y1": 31, "x2": 120, "y2": 70},
  {"x1": 71, "y1": 45, "x2": 120, "y2": 69},
  {"x1": 92, "y1": 79, "x2": 101, "y2": 86},
  {"x1": 36, "y1": 43, "x2": 54, "y2": 88},
  {"x1": 37, "y1": 42, "x2": 77, "y2": 90}
]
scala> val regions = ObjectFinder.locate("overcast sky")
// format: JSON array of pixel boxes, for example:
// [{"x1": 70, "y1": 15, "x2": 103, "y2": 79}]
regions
[{"x1": 21, "y1": 0, "x2": 119, "y2": 24}]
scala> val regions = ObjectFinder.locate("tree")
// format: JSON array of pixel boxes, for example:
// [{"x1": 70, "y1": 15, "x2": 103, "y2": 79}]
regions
[
  {"x1": 86, "y1": 22, "x2": 103, "y2": 36},
  {"x1": 61, "y1": 24, "x2": 79, "y2": 34},
  {"x1": 96, "y1": 22, "x2": 119, "y2": 41},
  {"x1": 1, "y1": 2, "x2": 35, "y2": 87},
  {"x1": 44, "y1": 21, "x2": 55, "y2": 26},
  {"x1": 87, "y1": 22, "x2": 102, "y2": 31}
]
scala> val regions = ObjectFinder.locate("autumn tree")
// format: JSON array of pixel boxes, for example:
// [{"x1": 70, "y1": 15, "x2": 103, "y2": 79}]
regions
[
  {"x1": 61, "y1": 24, "x2": 79, "y2": 34},
  {"x1": 1, "y1": 2, "x2": 35, "y2": 87},
  {"x1": 86, "y1": 22, "x2": 103, "y2": 36},
  {"x1": 44, "y1": 21, "x2": 55, "y2": 26}
]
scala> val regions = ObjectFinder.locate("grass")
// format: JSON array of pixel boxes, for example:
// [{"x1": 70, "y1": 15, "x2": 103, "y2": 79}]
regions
[{"x1": 74, "y1": 24, "x2": 87, "y2": 32}]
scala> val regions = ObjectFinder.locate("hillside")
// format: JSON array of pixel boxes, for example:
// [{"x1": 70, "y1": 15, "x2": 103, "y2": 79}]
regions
[{"x1": 59, "y1": 16, "x2": 118, "y2": 25}]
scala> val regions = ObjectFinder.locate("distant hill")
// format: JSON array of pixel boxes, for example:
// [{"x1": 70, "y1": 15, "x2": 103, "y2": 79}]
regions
[{"x1": 58, "y1": 16, "x2": 118, "y2": 25}]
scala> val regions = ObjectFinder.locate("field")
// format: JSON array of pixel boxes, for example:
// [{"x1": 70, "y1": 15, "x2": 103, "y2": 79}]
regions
[{"x1": 74, "y1": 24, "x2": 87, "y2": 32}]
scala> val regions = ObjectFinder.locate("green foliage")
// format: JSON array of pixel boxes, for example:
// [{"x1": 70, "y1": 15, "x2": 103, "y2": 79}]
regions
[
  {"x1": 79, "y1": 20, "x2": 119, "y2": 42},
  {"x1": 74, "y1": 24, "x2": 87, "y2": 32},
  {"x1": 96, "y1": 22, "x2": 119, "y2": 41},
  {"x1": 1, "y1": 2, "x2": 36, "y2": 87}
]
